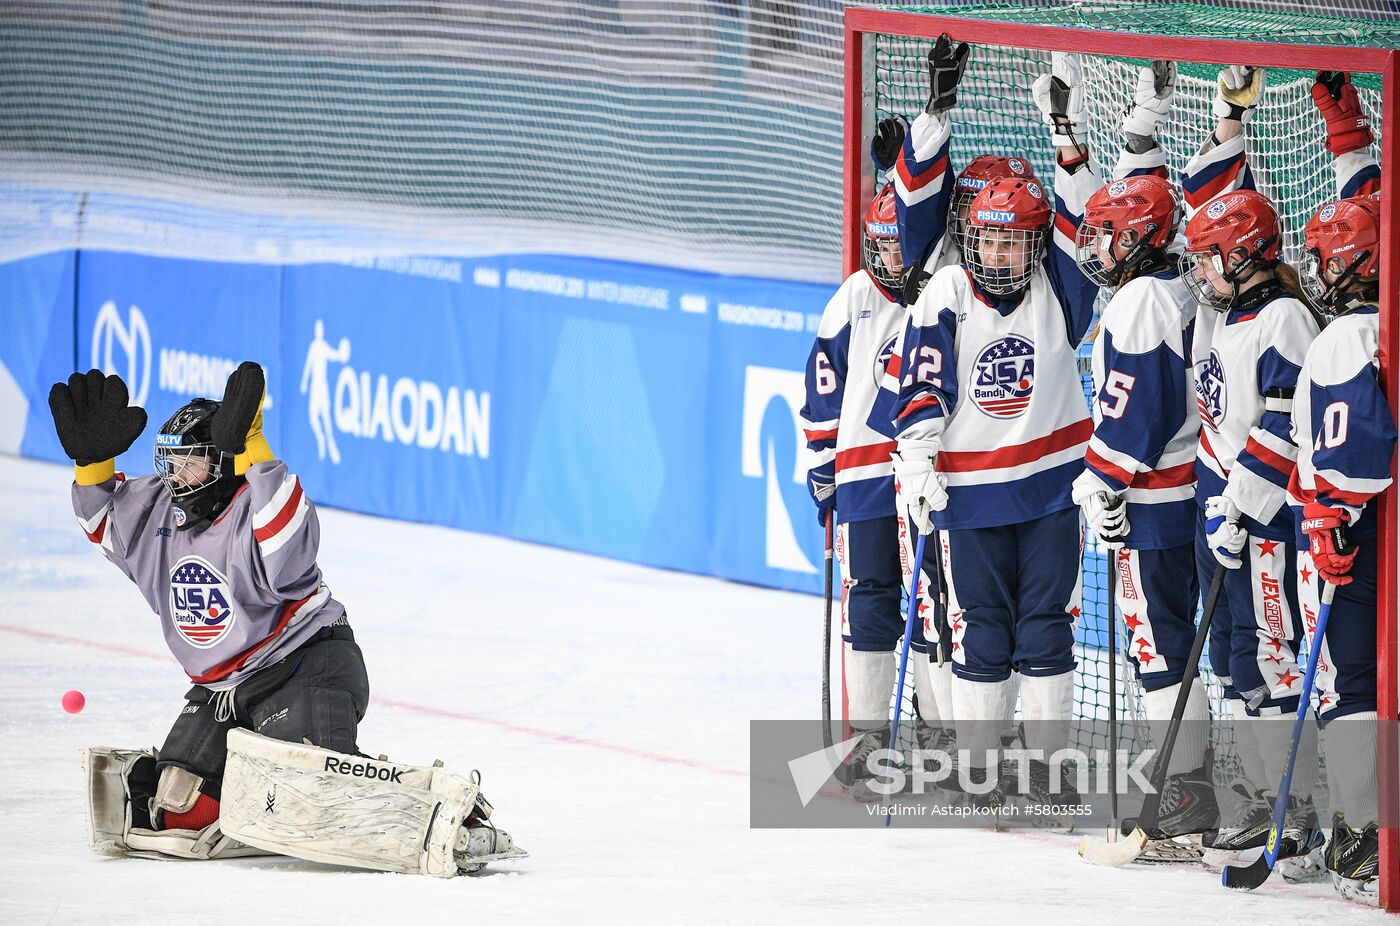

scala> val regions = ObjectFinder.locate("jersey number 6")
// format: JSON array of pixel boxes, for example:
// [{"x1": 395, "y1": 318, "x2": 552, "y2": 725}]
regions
[{"x1": 1100, "y1": 371, "x2": 1137, "y2": 420}]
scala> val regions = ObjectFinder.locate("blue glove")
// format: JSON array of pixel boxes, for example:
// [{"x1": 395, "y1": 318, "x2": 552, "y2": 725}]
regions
[{"x1": 808, "y1": 462, "x2": 836, "y2": 528}]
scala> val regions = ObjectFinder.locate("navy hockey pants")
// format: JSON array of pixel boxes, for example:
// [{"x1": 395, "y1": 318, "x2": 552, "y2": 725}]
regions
[
  {"x1": 939, "y1": 506, "x2": 1080, "y2": 682},
  {"x1": 1306, "y1": 541, "x2": 1378, "y2": 726},
  {"x1": 1195, "y1": 515, "x2": 1305, "y2": 715},
  {"x1": 838, "y1": 514, "x2": 927, "y2": 655},
  {"x1": 1111, "y1": 543, "x2": 1200, "y2": 691}
]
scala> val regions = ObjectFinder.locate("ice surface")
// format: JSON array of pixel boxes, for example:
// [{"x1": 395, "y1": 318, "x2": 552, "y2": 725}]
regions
[{"x1": 0, "y1": 455, "x2": 1385, "y2": 924}]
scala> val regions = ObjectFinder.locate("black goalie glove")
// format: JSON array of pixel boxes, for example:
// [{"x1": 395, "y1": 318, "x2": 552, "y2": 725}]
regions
[
  {"x1": 926, "y1": 33, "x2": 970, "y2": 115},
  {"x1": 211, "y1": 361, "x2": 265, "y2": 455},
  {"x1": 870, "y1": 115, "x2": 908, "y2": 171},
  {"x1": 48, "y1": 370, "x2": 148, "y2": 465}
]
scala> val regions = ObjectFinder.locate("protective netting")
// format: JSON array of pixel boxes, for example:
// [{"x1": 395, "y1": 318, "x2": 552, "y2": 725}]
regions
[
  {"x1": 1, "y1": 1, "x2": 1396, "y2": 281},
  {"x1": 871, "y1": 3, "x2": 1391, "y2": 789}
]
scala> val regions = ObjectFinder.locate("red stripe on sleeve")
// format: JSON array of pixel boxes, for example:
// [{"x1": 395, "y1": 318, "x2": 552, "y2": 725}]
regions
[
  {"x1": 804, "y1": 428, "x2": 838, "y2": 442},
  {"x1": 1314, "y1": 474, "x2": 1376, "y2": 507},
  {"x1": 895, "y1": 151, "x2": 949, "y2": 193},
  {"x1": 1085, "y1": 445, "x2": 1136, "y2": 486},
  {"x1": 84, "y1": 515, "x2": 107, "y2": 544},
  {"x1": 1243, "y1": 436, "x2": 1294, "y2": 476},
  {"x1": 253, "y1": 479, "x2": 304, "y2": 544},
  {"x1": 897, "y1": 393, "x2": 944, "y2": 421},
  {"x1": 836, "y1": 440, "x2": 897, "y2": 472}
]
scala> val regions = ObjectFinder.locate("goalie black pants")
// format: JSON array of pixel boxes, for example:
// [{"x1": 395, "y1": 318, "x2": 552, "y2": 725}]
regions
[{"x1": 157, "y1": 620, "x2": 371, "y2": 798}]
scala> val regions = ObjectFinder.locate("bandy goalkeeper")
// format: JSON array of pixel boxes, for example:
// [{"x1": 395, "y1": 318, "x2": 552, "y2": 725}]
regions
[{"x1": 50, "y1": 361, "x2": 524, "y2": 877}]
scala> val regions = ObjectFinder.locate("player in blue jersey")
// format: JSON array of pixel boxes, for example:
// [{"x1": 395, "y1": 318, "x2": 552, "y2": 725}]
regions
[
  {"x1": 890, "y1": 53, "x2": 1100, "y2": 813},
  {"x1": 1290, "y1": 79, "x2": 1391, "y2": 901},
  {"x1": 1071, "y1": 62, "x2": 1219, "y2": 847},
  {"x1": 802, "y1": 35, "x2": 969, "y2": 792},
  {"x1": 1179, "y1": 66, "x2": 1327, "y2": 870}
]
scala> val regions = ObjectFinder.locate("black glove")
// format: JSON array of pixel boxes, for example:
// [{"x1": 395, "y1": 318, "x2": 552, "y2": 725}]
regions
[
  {"x1": 1316, "y1": 70, "x2": 1348, "y2": 101},
  {"x1": 870, "y1": 115, "x2": 908, "y2": 171},
  {"x1": 48, "y1": 370, "x2": 148, "y2": 466},
  {"x1": 901, "y1": 263, "x2": 932, "y2": 305},
  {"x1": 926, "y1": 33, "x2": 970, "y2": 115},
  {"x1": 211, "y1": 361, "x2": 265, "y2": 455}
]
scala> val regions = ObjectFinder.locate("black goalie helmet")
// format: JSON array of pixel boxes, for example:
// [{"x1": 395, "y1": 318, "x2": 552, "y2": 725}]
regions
[{"x1": 153, "y1": 398, "x2": 241, "y2": 529}]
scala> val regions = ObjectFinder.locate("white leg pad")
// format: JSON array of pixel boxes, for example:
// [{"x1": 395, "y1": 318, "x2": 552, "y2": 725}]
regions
[
  {"x1": 1019, "y1": 671, "x2": 1074, "y2": 756},
  {"x1": 81, "y1": 746, "x2": 272, "y2": 861},
  {"x1": 914, "y1": 658, "x2": 954, "y2": 726},
  {"x1": 952, "y1": 676, "x2": 1013, "y2": 762},
  {"x1": 1324, "y1": 712, "x2": 1379, "y2": 825},
  {"x1": 219, "y1": 728, "x2": 480, "y2": 878}
]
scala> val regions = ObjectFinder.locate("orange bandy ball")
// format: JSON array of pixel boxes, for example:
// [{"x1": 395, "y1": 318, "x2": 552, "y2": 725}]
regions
[{"x1": 62, "y1": 690, "x2": 86, "y2": 714}]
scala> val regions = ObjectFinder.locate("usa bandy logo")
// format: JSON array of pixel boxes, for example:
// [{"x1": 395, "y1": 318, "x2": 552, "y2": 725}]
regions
[
  {"x1": 1195, "y1": 350, "x2": 1227, "y2": 432},
  {"x1": 970, "y1": 335, "x2": 1035, "y2": 418},
  {"x1": 873, "y1": 335, "x2": 897, "y2": 387},
  {"x1": 169, "y1": 556, "x2": 236, "y2": 648}
]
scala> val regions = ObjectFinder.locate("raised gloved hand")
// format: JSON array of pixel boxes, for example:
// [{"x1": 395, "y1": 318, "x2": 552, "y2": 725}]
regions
[
  {"x1": 48, "y1": 370, "x2": 148, "y2": 467},
  {"x1": 212, "y1": 361, "x2": 269, "y2": 474},
  {"x1": 892, "y1": 438, "x2": 946, "y2": 535},
  {"x1": 1204, "y1": 495, "x2": 1248, "y2": 569},
  {"x1": 1301, "y1": 502, "x2": 1357, "y2": 585},
  {"x1": 1072, "y1": 470, "x2": 1130, "y2": 546},
  {"x1": 1312, "y1": 71, "x2": 1373, "y2": 156},
  {"x1": 870, "y1": 115, "x2": 908, "y2": 172},
  {"x1": 1122, "y1": 60, "x2": 1176, "y2": 142},
  {"x1": 925, "y1": 33, "x2": 970, "y2": 116},
  {"x1": 807, "y1": 461, "x2": 836, "y2": 528},
  {"x1": 1213, "y1": 65, "x2": 1265, "y2": 122},
  {"x1": 1032, "y1": 52, "x2": 1086, "y2": 146}
]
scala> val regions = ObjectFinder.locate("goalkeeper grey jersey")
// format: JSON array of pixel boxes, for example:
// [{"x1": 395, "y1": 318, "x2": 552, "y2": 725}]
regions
[{"x1": 71, "y1": 461, "x2": 345, "y2": 689}]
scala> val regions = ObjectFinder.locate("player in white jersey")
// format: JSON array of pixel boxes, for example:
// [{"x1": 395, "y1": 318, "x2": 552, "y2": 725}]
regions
[
  {"x1": 890, "y1": 54, "x2": 1100, "y2": 810},
  {"x1": 1070, "y1": 62, "x2": 1219, "y2": 844},
  {"x1": 1289, "y1": 73, "x2": 1390, "y2": 903},
  {"x1": 50, "y1": 363, "x2": 523, "y2": 876},
  {"x1": 1178, "y1": 66, "x2": 1325, "y2": 866},
  {"x1": 802, "y1": 37, "x2": 971, "y2": 791}
]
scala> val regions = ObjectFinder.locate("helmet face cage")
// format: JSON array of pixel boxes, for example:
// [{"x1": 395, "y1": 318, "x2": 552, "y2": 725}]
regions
[
  {"x1": 862, "y1": 230, "x2": 903, "y2": 291},
  {"x1": 1074, "y1": 222, "x2": 1139, "y2": 288},
  {"x1": 968, "y1": 225, "x2": 1046, "y2": 297},
  {"x1": 948, "y1": 184, "x2": 983, "y2": 261},
  {"x1": 1179, "y1": 249, "x2": 1232, "y2": 311},
  {"x1": 154, "y1": 443, "x2": 231, "y2": 500},
  {"x1": 1301, "y1": 247, "x2": 1373, "y2": 316}
]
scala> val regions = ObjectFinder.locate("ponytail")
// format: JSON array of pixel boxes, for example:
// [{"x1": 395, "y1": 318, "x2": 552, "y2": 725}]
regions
[{"x1": 1274, "y1": 262, "x2": 1327, "y2": 328}]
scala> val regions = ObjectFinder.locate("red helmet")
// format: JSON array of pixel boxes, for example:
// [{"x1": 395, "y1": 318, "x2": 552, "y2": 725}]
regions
[
  {"x1": 964, "y1": 177, "x2": 1050, "y2": 296},
  {"x1": 862, "y1": 184, "x2": 903, "y2": 291},
  {"x1": 949, "y1": 155, "x2": 1036, "y2": 259},
  {"x1": 1075, "y1": 175, "x2": 1181, "y2": 287},
  {"x1": 1302, "y1": 195, "x2": 1380, "y2": 313},
  {"x1": 1181, "y1": 189, "x2": 1282, "y2": 310}
]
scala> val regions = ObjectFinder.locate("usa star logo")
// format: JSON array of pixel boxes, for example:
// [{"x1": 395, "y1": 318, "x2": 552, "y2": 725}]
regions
[
  {"x1": 169, "y1": 556, "x2": 237, "y2": 649},
  {"x1": 971, "y1": 335, "x2": 1036, "y2": 419}
]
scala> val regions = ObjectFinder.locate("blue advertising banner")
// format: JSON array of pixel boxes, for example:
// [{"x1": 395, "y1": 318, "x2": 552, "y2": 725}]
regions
[
  {"x1": 0, "y1": 248, "x2": 836, "y2": 596},
  {"x1": 73, "y1": 252, "x2": 283, "y2": 477},
  {"x1": 0, "y1": 251, "x2": 75, "y2": 463}
]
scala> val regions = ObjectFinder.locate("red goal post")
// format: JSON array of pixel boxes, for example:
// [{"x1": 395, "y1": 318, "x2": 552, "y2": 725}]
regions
[{"x1": 844, "y1": 6, "x2": 1400, "y2": 909}]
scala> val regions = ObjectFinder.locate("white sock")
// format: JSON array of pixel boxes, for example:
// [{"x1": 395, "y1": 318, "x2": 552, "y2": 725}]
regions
[
  {"x1": 1142, "y1": 679, "x2": 1210, "y2": 776},
  {"x1": 1252, "y1": 711, "x2": 1319, "y2": 805},
  {"x1": 913, "y1": 656, "x2": 954, "y2": 727},
  {"x1": 1003, "y1": 671, "x2": 1022, "y2": 736},
  {"x1": 845, "y1": 646, "x2": 896, "y2": 730},
  {"x1": 952, "y1": 675, "x2": 1013, "y2": 766},
  {"x1": 1324, "y1": 712, "x2": 1379, "y2": 825},
  {"x1": 1019, "y1": 671, "x2": 1074, "y2": 756},
  {"x1": 1228, "y1": 698, "x2": 1267, "y2": 788}
]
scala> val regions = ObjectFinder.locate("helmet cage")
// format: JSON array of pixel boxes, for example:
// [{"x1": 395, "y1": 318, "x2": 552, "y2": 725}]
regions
[
  {"x1": 967, "y1": 225, "x2": 1046, "y2": 297},
  {"x1": 863, "y1": 228, "x2": 904, "y2": 292},
  {"x1": 1180, "y1": 236, "x2": 1278, "y2": 312},
  {"x1": 154, "y1": 442, "x2": 232, "y2": 500},
  {"x1": 948, "y1": 184, "x2": 984, "y2": 261},
  {"x1": 1074, "y1": 222, "x2": 1146, "y2": 288},
  {"x1": 1301, "y1": 247, "x2": 1375, "y2": 316}
]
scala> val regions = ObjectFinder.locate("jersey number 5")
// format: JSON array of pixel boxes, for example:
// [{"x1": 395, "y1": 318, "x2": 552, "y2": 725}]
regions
[{"x1": 1100, "y1": 371, "x2": 1137, "y2": 420}]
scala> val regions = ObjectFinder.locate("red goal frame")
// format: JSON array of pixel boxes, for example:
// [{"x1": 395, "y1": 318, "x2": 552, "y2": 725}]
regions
[{"x1": 844, "y1": 6, "x2": 1400, "y2": 910}]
